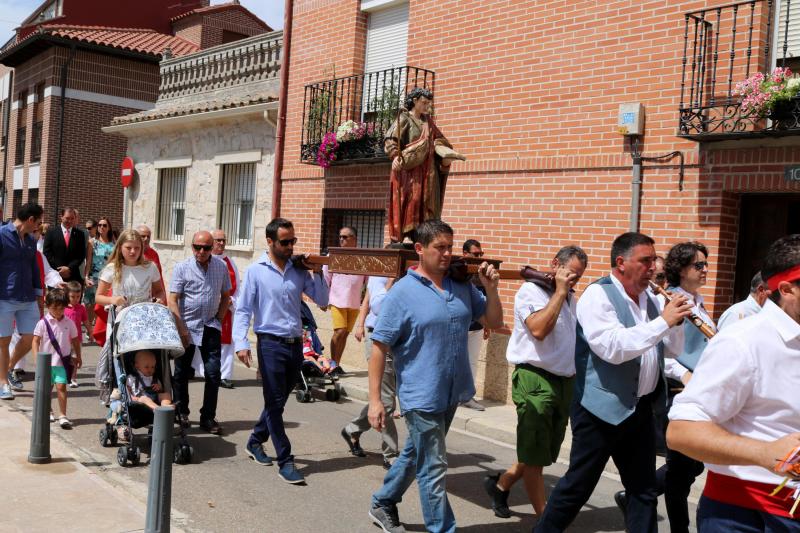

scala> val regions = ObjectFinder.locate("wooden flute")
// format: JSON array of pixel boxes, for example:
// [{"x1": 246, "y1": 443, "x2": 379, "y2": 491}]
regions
[{"x1": 648, "y1": 281, "x2": 715, "y2": 339}]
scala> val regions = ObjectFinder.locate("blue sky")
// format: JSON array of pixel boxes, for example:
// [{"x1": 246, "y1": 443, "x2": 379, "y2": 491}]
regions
[{"x1": 0, "y1": 0, "x2": 284, "y2": 43}]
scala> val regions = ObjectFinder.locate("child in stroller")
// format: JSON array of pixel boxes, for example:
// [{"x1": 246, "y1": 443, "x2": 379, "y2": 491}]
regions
[
  {"x1": 108, "y1": 350, "x2": 172, "y2": 428},
  {"x1": 295, "y1": 302, "x2": 342, "y2": 403},
  {"x1": 97, "y1": 302, "x2": 191, "y2": 467}
]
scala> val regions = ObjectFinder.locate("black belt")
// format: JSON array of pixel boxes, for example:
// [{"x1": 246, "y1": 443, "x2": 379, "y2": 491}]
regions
[{"x1": 257, "y1": 333, "x2": 302, "y2": 344}]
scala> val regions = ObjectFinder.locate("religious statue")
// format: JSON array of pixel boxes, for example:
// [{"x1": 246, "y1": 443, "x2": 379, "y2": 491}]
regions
[{"x1": 384, "y1": 88, "x2": 465, "y2": 242}]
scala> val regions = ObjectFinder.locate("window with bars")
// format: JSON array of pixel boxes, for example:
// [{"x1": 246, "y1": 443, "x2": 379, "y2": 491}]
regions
[
  {"x1": 14, "y1": 127, "x2": 25, "y2": 165},
  {"x1": 218, "y1": 162, "x2": 256, "y2": 247},
  {"x1": 156, "y1": 167, "x2": 187, "y2": 241},
  {"x1": 30, "y1": 122, "x2": 42, "y2": 162},
  {"x1": 319, "y1": 209, "x2": 386, "y2": 253}
]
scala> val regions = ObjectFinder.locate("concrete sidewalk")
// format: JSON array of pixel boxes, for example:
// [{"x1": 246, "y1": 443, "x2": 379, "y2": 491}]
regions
[
  {"x1": 336, "y1": 371, "x2": 706, "y2": 503},
  {"x1": 0, "y1": 402, "x2": 147, "y2": 533}
]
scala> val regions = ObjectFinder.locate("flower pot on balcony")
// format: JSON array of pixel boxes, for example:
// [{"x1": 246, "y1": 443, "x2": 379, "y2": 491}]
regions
[{"x1": 768, "y1": 97, "x2": 799, "y2": 130}]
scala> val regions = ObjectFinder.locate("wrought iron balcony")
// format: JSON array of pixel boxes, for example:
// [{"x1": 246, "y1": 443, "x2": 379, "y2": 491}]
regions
[
  {"x1": 158, "y1": 31, "x2": 282, "y2": 103},
  {"x1": 300, "y1": 66, "x2": 435, "y2": 165},
  {"x1": 678, "y1": 0, "x2": 800, "y2": 141}
]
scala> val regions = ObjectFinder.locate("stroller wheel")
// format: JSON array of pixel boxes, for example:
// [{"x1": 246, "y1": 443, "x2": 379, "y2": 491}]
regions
[
  {"x1": 129, "y1": 446, "x2": 141, "y2": 466},
  {"x1": 333, "y1": 388, "x2": 341, "y2": 401},
  {"x1": 302, "y1": 391, "x2": 312, "y2": 403},
  {"x1": 99, "y1": 428, "x2": 109, "y2": 447},
  {"x1": 117, "y1": 446, "x2": 129, "y2": 467},
  {"x1": 295, "y1": 390, "x2": 304, "y2": 403},
  {"x1": 325, "y1": 388, "x2": 337, "y2": 402},
  {"x1": 109, "y1": 427, "x2": 119, "y2": 446},
  {"x1": 174, "y1": 444, "x2": 192, "y2": 465}
]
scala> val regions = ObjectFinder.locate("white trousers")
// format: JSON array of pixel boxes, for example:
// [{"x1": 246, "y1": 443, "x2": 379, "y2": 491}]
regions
[
  {"x1": 467, "y1": 329, "x2": 484, "y2": 386},
  {"x1": 192, "y1": 343, "x2": 235, "y2": 380}
]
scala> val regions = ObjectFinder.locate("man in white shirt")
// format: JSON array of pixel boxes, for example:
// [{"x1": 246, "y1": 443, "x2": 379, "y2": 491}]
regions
[
  {"x1": 668, "y1": 233, "x2": 800, "y2": 530},
  {"x1": 535, "y1": 232, "x2": 693, "y2": 533},
  {"x1": 716, "y1": 271, "x2": 771, "y2": 331},
  {"x1": 483, "y1": 245, "x2": 587, "y2": 519}
]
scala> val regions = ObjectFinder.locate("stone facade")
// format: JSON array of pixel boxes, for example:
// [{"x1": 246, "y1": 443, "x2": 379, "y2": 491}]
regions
[{"x1": 124, "y1": 116, "x2": 276, "y2": 281}]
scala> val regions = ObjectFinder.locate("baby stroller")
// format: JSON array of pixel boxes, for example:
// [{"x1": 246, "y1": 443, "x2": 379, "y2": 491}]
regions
[
  {"x1": 295, "y1": 302, "x2": 342, "y2": 403},
  {"x1": 97, "y1": 302, "x2": 192, "y2": 467}
]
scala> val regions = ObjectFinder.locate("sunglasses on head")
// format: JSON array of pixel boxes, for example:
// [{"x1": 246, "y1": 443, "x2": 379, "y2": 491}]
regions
[
  {"x1": 277, "y1": 237, "x2": 297, "y2": 247},
  {"x1": 692, "y1": 261, "x2": 709, "y2": 271},
  {"x1": 192, "y1": 244, "x2": 213, "y2": 252}
]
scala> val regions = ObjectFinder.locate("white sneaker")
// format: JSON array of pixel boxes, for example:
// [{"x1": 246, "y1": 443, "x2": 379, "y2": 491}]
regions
[
  {"x1": 58, "y1": 416, "x2": 72, "y2": 429},
  {"x1": 0, "y1": 383, "x2": 13, "y2": 400},
  {"x1": 50, "y1": 412, "x2": 56, "y2": 423},
  {"x1": 461, "y1": 398, "x2": 486, "y2": 411},
  {"x1": 68, "y1": 380, "x2": 79, "y2": 388}
]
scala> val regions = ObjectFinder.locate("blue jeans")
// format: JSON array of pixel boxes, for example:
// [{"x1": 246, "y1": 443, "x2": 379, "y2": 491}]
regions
[
  {"x1": 172, "y1": 326, "x2": 222, "y2": 422},
  {"x1": 248, "y1": 336, "x2": 303, "y2": 467},
  {"x1": 697, "y1": 495, "x2": 800, "y2": 532},
  {"x1": 373, "y1": 406, "x2": 458, "y2": 533}
]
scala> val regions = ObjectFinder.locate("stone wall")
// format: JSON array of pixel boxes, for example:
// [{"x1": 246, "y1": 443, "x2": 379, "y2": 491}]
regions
[{"x1": 125, "y1": 115, "x2": 275, "y2": 281}]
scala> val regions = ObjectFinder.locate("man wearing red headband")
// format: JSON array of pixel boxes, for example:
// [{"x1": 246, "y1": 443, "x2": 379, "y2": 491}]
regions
[{"x1": 667, "y1": 234, "x2": 800, "y2": 530}]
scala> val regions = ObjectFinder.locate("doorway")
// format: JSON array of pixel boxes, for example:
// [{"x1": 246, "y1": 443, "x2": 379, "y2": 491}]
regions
[{"x1": 734, "y1": 194, "x2": 800, "y2": 301}]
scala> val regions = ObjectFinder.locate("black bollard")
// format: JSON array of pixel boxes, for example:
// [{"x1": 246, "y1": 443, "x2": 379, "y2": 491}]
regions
[
  {"x1": 28, "y1": 352, "x2": 52, "y2": 464},
  {"x1": 145, "y1": 406, "x2": 175, "y2": 533}
]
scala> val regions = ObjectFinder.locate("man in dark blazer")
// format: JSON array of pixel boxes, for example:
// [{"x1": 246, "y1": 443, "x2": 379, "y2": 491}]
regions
[{"x1": 43, "y1": 207, "x2": 87, "y2": 284}]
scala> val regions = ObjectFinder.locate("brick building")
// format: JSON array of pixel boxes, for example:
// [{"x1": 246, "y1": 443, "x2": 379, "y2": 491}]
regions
[
  {"x1": 0, "y1": 0, "x2": 270, "y2": 227},
  {"x1": 278, "y1": 0, "x2": 800, "y2": 402}
]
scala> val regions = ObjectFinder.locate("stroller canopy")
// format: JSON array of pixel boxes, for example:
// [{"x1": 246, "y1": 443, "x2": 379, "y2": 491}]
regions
[{"x1": 114, "y1": 303, "x2": 184, "y2": 358}]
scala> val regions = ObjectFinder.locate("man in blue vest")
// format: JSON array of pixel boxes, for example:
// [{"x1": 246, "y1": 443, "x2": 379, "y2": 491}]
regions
[{"x1": 534, "y1": 232, "x2": 693, "y2": 533}]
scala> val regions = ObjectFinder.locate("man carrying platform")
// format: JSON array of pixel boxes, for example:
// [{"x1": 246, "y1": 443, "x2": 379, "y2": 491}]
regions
[{"x1": 366, "y1": 219, "x2": 503, "y2": 533}]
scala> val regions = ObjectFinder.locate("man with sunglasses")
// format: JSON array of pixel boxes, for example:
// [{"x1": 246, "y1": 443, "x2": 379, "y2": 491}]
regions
[
  {"x1": 322, "y1": 226, "x2": 367, "y2": 371},
  {"x1": 191, "y1": 230, "x2": 240, "y2": 389},
  {"x1": 169, "y1": 231, "x2": 232, "y2": 435},
  {"x1": 234, "y1": 218, "x2": 328, "y2": 484},
  {"x1": 462, "y1": 239, "x2": 487, "y2": 411}
]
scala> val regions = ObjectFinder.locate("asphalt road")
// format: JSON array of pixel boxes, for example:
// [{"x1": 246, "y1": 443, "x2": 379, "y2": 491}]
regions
[{"x1": 10, "y1": 345, "x2": 693, "y2": 532}]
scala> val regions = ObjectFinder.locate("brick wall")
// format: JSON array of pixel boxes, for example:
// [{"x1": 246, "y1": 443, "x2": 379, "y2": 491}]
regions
[
  {"x1": 280, "y1": 0, "x2": 800, "y2": 402},
  {"x1": 173, "y1": 8, "x2": 271, "y2": 49}
]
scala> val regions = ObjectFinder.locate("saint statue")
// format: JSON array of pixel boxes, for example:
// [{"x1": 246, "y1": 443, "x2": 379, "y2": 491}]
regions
[{"x1": 384, "y1": 88, "x2": 465, "y2": 242}]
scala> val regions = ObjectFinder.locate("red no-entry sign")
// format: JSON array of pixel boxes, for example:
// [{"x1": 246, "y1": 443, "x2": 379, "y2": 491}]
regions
[{"x1": 121, "y1": 156, "x2": 134, "y2": 188}]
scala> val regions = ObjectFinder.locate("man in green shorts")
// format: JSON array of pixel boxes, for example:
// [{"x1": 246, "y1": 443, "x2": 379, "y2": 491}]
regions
[{"x1": 483, "y1": 245, "x2": 587, "y2": 518}]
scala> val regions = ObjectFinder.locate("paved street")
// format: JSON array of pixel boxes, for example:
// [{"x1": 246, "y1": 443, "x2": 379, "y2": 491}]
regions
[{"x1": 7, "y1": 344, "x2": 694, "y2": 532}]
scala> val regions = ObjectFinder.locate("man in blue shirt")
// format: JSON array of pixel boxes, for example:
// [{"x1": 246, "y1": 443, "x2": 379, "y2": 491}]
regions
[
  {"x1": 233, "y1": 218, "x2": 328, "y2": 484},
  {"x1": 0, "y1": 203, "x2": 43, "y2": 400},
  {"x1": 367, "y1": 220, "x2": 503, "y2": 533},
  {"x1": 169, "y1": 231, "x2": 231, "y2": 435}
]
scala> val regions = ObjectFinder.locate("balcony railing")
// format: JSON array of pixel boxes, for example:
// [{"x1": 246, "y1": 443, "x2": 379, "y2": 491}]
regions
[
  {"x1": 300, "y1": 66, "x2": 435, "y2": 165},
  {"x1": 678, "y1": 0, "x2": 800, "y2": 140},
  {"x1": 158, "y1": 31, "x2": 282, "y2": 102}
]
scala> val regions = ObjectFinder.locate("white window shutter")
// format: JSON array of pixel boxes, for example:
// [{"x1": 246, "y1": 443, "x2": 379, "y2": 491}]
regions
[
  {"x1": 365, "y1": 3, "x2": 409, "y2": 73},
  {"x1": 777, "y1": 0, "x2": 800, "y2": 58}
]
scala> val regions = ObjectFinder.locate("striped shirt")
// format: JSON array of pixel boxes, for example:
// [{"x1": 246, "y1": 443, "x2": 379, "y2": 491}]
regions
[{"x1": 170, "y1": 256, "x2": 231, "y2": 345}]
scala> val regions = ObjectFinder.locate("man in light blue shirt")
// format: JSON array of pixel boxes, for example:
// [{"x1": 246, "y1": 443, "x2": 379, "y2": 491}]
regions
[
  {"x1": 367, "y1": 220, "x2": 503, "y2": 533},
  {"x1": 233, "y1": 218, "x2": 328, "y2": 484}
]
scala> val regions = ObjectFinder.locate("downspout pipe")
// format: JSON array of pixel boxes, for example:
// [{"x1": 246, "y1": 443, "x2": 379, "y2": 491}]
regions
[
  {"x1": 271, "y1": 0, "x2": 294, "y2": 220},
  {"x1": 1, "y1": 69, "x2": 12, "y2": 215},
  {"x1": 630, "y1": 152, "x2": 642, "y2": 233},
  {"x1": 53, "y1": 44, "x2": 76, "y2": 220}
]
